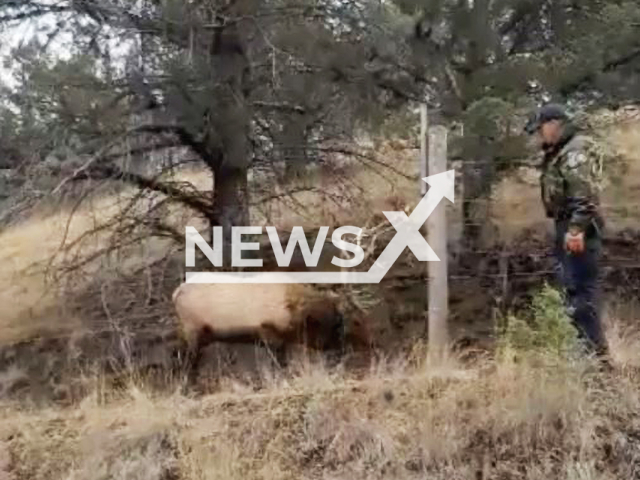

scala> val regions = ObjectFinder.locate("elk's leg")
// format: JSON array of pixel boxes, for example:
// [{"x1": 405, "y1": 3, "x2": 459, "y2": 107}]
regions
[
  {"x1": 182, "y1": 332, "x2": 201, "y2": 386},
  {"x1": 184, "y1": 327, "x2": 214, "y2": 387},
  {"x1": 274, "y1": 344, "x2": 289, "y2": 369},
  {"x1": 258, "y1": 322, "x2": 289, "y2": 369}
]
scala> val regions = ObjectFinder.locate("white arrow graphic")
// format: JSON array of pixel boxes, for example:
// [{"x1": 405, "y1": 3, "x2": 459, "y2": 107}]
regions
[
  {"x1": 365, "y1": 170, "x2": 454, "y2": 283},
  {"x1": 185, "y1": 169, "x2": 455, "y2": 284}
]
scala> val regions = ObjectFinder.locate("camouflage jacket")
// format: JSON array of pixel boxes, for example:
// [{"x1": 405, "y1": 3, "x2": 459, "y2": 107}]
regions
[{"x1": 540, "y1": 129, "x2": 604, "y2": 233}]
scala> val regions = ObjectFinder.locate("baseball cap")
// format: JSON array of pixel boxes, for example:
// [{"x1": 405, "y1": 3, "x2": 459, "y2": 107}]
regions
[{"x1": 524, "y1": 103, "x2": 569, "y2": 134}]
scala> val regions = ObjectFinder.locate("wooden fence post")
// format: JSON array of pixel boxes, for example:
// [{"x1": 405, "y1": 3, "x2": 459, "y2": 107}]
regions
[
  {"x1": 419, "y1": 104, "x2": 429, "y2": 336},
  {"x1": 427, "y1": 125, "x2": 449, "y2": 362},
  {"x1": 419, "y1": 104, "x2": 428, "y2": 196}
]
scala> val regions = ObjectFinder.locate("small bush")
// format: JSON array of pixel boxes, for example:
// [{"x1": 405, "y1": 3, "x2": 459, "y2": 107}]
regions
[{"x1": 497, "y1": 283, "x2": 580, "y2": 360}]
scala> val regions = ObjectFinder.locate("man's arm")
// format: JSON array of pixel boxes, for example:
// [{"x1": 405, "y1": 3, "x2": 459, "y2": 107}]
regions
[{"x1": 561, "y1": 144, "x2": 603, "y2": 232}]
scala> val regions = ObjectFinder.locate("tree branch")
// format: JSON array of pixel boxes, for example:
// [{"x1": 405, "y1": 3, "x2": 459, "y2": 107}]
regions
[
  {"x1": 560, "y1": 48, "x2": 640, "y2": 96},
  {"x1": 133, "y1": 124, "x2": 211, "y2": 162},
  {"x1": 65, "y1": 163, "x2": 212, "y2": 217},
  {"x1": 0, "y1": 2, "x2": 70, "y2": 23},
  {"x1": 604, "y1": 48, "x2": 640, "y2": 71},
  {"x1": 101, "y1": 140, "x2": 181, "y2": 163},
  {"x1": 252, "y1": 101, "x2": 306, "y2": 114}
]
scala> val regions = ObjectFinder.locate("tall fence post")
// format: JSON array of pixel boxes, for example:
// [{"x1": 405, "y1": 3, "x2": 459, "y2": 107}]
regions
[
  {"x1": 419, "y1": 104, "x2": 428, "y2": 196},
  {"x1": 427, "y1": 125, "x2": 449, "y2": 362},
  {"x1": 419, "y1": 103, "x2": 429, "y2": 335}
]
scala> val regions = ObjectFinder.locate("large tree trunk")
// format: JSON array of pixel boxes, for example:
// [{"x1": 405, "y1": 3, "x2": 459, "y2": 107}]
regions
[
  {"x1": 281, "y1": 113, "x2": 309, "y2": 182},
  {"x1": 208, "y1": 16, "x2": 252, "y2": 266},
  {"x1": 210, "y1": 95, "x2": 251, "y2": 231},
  {"x1": 213, "y1": 162, "x2": 249, "y2": 254}
]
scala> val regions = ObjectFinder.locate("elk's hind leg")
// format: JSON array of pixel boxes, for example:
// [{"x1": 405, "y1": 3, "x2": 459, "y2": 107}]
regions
[
  {"x1": 258, "y1": 322, "x2": 289, "y2": 369},
  {"x1": 183, "y1": 327, "x2": 215, "y2": 388}
]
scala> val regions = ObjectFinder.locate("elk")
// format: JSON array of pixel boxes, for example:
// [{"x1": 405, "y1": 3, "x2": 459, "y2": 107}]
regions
[{"x1": 172, "y1": 274, "x2": 371, "y2": 381}]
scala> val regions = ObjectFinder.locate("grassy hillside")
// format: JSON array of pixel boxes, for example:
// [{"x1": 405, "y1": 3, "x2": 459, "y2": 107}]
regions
[
  {"x1": 3, "y1": 328, "x2": 640, "y2": 480},
  {"x1": 0, "y1": 109, "x2": 639, "y2": 479}
]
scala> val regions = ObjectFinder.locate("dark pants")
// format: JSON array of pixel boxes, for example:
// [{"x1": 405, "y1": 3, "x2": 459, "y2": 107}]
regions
[{"x1": 554, "y1": 220, "x2": 608, "y2": 355}]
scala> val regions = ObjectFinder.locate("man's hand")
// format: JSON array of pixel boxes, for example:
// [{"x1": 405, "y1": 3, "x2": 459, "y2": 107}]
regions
[{"x1": 565, "y1": 226, "x2": 585, "y2": 254}]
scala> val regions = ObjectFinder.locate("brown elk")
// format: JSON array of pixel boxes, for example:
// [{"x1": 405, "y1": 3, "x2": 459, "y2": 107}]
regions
[{"x1": 171, "y1": 274, "x2": 372, "y2": 381}]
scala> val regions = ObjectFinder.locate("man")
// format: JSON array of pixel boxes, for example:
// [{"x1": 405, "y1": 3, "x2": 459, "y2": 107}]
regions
[{"x1": 525, "y1": 103, "x2": 608, "y2": 357}]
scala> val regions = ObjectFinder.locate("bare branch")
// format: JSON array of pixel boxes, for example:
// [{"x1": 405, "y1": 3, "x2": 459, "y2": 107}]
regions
[
  {"x1": 252, "y1": 101, "x2": 306, "y2": 114},
  {"x1": 0, "y1": 2, "x2": 70, "y2": 23},
  {"x1": 560, "y1": 48, "x2": 640, "y2": 96},
  {"x1": 133, "y1": 124, "x2": 211, "y2": 162},
  {"x1": 101, "y1": 140, "x2": 181, "y2": 163},
  {"x1": 309, "y1": 146, "x2": 415, "y2": 181},
  {"x1": 78, "y1": 164, "x2": 212, "y2": 216}
]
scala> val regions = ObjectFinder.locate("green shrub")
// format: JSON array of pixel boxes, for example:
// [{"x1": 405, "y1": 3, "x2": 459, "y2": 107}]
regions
[{"x1": 497, "y1": 283, "x2": 580, "y2": 361}]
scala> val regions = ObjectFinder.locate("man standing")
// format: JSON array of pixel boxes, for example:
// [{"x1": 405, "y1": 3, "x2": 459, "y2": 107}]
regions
[{"x1": 525, "y1": 104, "x2": 608, "y2": 357}]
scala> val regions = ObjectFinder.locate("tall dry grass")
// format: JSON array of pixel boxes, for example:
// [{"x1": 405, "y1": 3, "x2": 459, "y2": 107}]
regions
[
  {"x1": 1, "y1": 321, "x2": 639, "y2": 480},
  {"x1": 1, "y1": 281, "x2": 639, "y2": 479},
  {"x1": 0, "y1": 187, "x2": 192, "y2": 345}
]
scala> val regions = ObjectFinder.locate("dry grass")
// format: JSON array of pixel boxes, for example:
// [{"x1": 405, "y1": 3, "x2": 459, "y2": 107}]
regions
[
  {"x1": 4, "y1": 283, "x2": 640, "y2": 479},
  {"x1": 0, "y1": 188, "x2": 190, "y2": 345},
  {"x1": 2, "y1": 329, "x2": 640, "y2": 480},
  {"x1": 0, "y1": 196, "x2": 118, "y2": 344},
  {"x1": 2, "y1": 115, "x2": 640, "y2": 479},
  {"x1": 603, "y1": 300, "x2": 640, "y2": 369}
]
